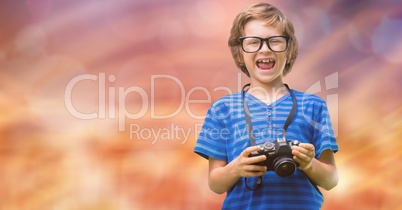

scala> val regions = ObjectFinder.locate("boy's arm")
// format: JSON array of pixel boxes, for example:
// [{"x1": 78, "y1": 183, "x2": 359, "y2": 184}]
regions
[
  {"x1": 292, "y1": 144, "x2": 339, "y2": 190},
  {"x1": 208, "y1": 146, "x2": 267, "y2": 194}
]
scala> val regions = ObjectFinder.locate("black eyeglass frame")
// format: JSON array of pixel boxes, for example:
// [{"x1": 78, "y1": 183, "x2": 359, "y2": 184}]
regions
[{"x1": 238, "y1": 36, "x2": 290, "y2": 53}]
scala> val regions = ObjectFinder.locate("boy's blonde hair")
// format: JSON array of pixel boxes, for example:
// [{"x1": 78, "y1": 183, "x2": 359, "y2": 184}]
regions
[{"x1": 228, "y1": 3, "x2": 298, "y2": 77}]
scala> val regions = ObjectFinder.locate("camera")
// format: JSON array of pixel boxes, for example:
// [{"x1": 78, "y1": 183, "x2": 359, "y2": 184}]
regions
[{"x1": 249, "y1": 138, "x2": 300, "y2": 177}]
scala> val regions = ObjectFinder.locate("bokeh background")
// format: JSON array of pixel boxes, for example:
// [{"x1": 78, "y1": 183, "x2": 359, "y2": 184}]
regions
[{"x1": 0, "y1": 0, "x2": 401, "y2": 209}]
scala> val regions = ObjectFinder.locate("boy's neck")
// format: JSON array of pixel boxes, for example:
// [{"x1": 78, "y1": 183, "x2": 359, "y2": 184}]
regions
[{"x1": 248, "y1": 78, "x2": 289, "y2": 104}]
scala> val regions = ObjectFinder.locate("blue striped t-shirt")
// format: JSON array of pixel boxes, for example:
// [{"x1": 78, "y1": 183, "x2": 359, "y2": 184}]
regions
[{"x1": 194, "y1": 89, "x2": 338, "y2": 210}]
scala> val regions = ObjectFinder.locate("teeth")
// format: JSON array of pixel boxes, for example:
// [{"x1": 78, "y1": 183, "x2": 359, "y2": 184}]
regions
[{"x1": 258, "y1": 59, "x2": 274, "y2": 63}]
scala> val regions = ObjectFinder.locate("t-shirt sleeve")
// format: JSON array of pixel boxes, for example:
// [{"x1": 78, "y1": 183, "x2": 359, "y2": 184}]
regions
[
  {"x1": 194, "y1": 102, "x2": 229, "y2": 162},
  {"x1": 312, "y1": 100, "x2": 339, "y2": 159}
]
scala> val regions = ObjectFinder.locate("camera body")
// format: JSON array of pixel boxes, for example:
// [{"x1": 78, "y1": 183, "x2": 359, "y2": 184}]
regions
[{"x1": 249, "y1": 138, "x2": 300, "y2": 177}]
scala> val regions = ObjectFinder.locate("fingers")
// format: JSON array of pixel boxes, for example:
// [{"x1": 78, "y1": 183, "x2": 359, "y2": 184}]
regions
[
  {"x1": 298, "y1": 143, "x2": 315, "y2": 151},
  {"x1": 235, "y1": 163, "x2": 266, "y2": 177},
  {"x1": 234, "y1": 146, "x2": 267, "y2": 177},
  {"x1": 242, "y1": 145, "x2": 263, "y2": 156},
  {"x1": 240, "y1": 164, "x2": 267, "y2": 177},
  {"x1": 292, "y1": 143, "x2": 315, "y2": 157},
  {"x1": 292, "y1": 148, "x2": 314, "y2": 161},
  {"x1": 241, "y1": 146, "x2": 266, "y2": 164},
  {"x1": 292, "y1": 143, "x2": 315, "y2": 170},
  {"x1": 293, "y1": 152, "x2": 313, "y2": 166}
]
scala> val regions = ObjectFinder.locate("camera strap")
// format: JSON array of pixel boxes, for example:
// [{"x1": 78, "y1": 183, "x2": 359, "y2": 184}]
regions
[
  {"x1": 241, "y1": 83, "x2": 297, "y2": 190},
  {"x1": 242, "y1": 83, "x2": 297, "y2": 145}
]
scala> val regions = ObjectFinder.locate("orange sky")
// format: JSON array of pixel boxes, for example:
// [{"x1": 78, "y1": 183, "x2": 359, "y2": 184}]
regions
[{"x1": 0, "y1": 0, "x2": 401, "y2": 209}]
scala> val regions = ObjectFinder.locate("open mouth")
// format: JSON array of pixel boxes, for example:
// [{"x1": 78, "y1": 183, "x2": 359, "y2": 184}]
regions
[{"x1": 256, "y1": 59, "x2": 275, "y2": 70}]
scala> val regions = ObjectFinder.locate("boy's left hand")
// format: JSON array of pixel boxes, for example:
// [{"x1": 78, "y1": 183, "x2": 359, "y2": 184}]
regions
[{"x1": 291, "y1": 143, "x2": 315, "y2": 171}]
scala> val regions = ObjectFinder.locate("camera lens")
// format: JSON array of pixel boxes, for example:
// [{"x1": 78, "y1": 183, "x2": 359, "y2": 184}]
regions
[{"x1": 273, "y1": 157, "x2": 297, "y2": 177}]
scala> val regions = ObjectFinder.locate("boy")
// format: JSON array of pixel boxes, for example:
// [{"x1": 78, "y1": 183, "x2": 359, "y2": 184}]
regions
[{"x1": 194, "y1": 3, "x2": 339, "y2": 210}]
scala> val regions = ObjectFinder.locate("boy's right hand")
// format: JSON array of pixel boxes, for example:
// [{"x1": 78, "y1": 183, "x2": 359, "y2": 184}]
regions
[
  {"x1": 232, "y1": 146, "x2": 267, "y2": 177},
  {"x1": 208, "y1": 146, "x2": 267, "y2": 194}
]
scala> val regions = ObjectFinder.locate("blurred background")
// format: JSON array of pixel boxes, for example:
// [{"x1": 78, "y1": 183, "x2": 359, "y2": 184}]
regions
[{"x1": 0, "y1": 0, "x2": 401, "y2": 209}]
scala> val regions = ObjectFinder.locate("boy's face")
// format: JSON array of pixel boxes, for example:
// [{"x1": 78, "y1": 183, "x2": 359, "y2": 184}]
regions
[{"x1": 242, "y1": 19, "x2": 287, "y2": 87}]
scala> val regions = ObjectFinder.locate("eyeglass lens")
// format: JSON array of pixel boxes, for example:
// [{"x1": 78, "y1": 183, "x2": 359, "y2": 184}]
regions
[{"x1": 242, "y1": 37, "x2": 287, "y2": 53}]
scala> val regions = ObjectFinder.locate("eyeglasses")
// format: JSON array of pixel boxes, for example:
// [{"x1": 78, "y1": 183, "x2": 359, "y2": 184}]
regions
[{"x1": 239, "y1": 36, "x2": 289, "y2": 53}]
